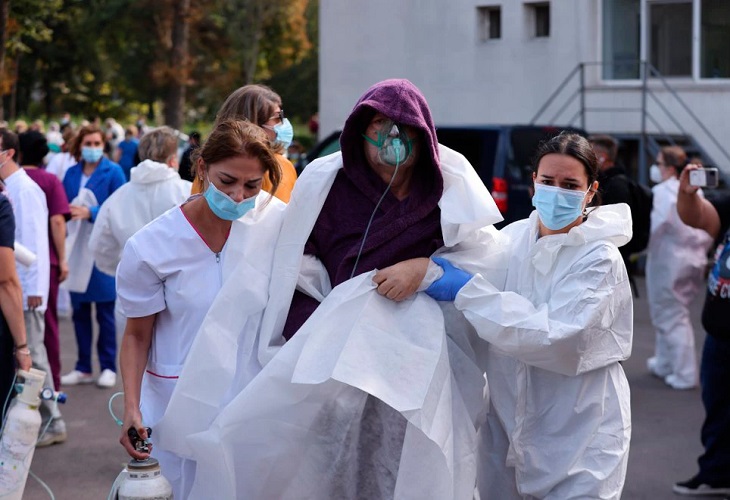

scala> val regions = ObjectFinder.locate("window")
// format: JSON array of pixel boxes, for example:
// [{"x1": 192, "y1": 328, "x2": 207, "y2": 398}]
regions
[
  {"x1": 701, "y1": 0, "x2": 730, "y2": 78},
  {"x1": 602, "y1": 0, "x2": 641, "y2": 79},
  {"x1": 603, "y1": 0, "x2": 730, "y2": 81},
  {"x1": 649, "y1": 1, "x2": 692, "y2": 76},
  {"x1": 478, "y1": 6, "x2": 502, "y2": 41},
  {"x1": 534, "y1": 3, "x2": 550, "y2": 37},
  {"x1": 525, "y1": 2, "x2": 550, "y2": 38}
]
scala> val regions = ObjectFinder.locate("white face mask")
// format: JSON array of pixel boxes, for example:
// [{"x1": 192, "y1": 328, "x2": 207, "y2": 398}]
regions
[{"x1": 649, "y1": 164, "x2": 663, "y2": 184}]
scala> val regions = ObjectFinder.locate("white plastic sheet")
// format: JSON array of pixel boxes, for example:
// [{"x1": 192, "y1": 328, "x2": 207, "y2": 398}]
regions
[
  {"x1": 185, "y1": 272, "x2": 485, "y2": 499},
  {"x1": 63, "y1": 188, "x2": 97, "y2": 293}
]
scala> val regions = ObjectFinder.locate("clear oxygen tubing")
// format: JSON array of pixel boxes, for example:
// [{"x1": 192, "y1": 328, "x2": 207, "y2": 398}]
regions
[
  {"x1": 1, "y1": 371, "x2": 18, "y2": 429},
  {"x1": 349, "y1": 141, "x2": 403, "y2": 279},
  {"x1": 107, "y1": 392, "x2": 125, "y2": 500},
  {"x1": 108, "y1": 391, "x2": 124, "y2": 427}
]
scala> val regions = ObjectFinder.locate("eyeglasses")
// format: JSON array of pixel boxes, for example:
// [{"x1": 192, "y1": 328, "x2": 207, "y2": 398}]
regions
[{"x1": 268, "y1": 109, "x2": 285, "y2": 124}]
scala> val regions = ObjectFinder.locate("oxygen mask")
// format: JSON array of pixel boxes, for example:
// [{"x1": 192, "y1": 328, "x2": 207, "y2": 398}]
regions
[{"x1": 363, "y1": 120, "x2": 414, "y2": 167}]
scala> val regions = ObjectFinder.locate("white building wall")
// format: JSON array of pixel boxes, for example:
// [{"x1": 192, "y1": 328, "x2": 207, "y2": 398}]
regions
[{"x1": 320, "y1": 0, "x2": 730, "y2": 167}]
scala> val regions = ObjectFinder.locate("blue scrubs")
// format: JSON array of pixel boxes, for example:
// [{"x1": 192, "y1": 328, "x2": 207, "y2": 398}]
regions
[{"x1": 63, "y1": 158, "x2": 126, "y2": 373}]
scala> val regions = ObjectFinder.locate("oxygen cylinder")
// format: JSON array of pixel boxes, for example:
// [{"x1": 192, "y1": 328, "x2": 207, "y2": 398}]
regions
[
  {"x1": 114, "y1": 458, "x2": 173, "y2": 500},
  {"x1": 0, "y1": 368, "x2": 46, "y2": 500}
]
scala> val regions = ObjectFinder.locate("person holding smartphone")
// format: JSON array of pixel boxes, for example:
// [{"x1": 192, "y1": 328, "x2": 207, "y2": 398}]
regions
[
  {"x1": 646, "y1": 146, "x2": 714, "y2": 390},
  {"x1": 673, "y1": 164, "x2": 730, "y2": 495}
]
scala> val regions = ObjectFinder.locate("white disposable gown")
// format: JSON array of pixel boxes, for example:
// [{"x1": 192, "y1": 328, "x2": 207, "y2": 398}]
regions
[
  {"x1": 645, "y1": 177, "x2": 713, "y2": 388},
  {"x1": 116, "y1": 195, "x2": 285, "y2": 499},
  {"x1": 455, "y1": 204, "x2": 634, "y2": 499},
  {"x1": 158, "y1": 145, "x2": 505, "y2": 499}
]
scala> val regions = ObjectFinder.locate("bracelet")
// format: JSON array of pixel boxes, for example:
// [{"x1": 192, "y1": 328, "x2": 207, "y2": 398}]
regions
[
  {"x1": 15, "y1": 348, "x2": 30, "y2": 356},
  {"x1": 15, "y1": 343, "x2": 27, "y2": 349}
]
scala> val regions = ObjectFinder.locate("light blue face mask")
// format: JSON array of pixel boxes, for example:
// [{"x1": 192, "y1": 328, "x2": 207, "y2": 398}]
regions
[
  {"x1": 81, "y1": 146, "x2": 104, "y2": 163},
  {"x1": 203, "y1": 178, "x2": 257, "y2": 221},
  {"x1": 273, "y1": 118, "x2": 294, "y2": 150},
  {"x1": 532, "y1": 183, "x2": 588, "y2": 230}
]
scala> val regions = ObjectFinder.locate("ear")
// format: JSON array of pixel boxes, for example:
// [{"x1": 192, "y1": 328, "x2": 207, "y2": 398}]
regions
[
  {"x1": 195, "y1": 157, "x2": 205, "y2": 181},
  {"x1": 532, "y1": 171, "x2": 537, "y2": 184},
  {"x1": 587, "y1": 180, "x2": 599, "y2": 202}
]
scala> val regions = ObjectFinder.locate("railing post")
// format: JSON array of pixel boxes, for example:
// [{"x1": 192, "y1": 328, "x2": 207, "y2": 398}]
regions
[
  {"x1": 639, "y1": 60, "x2": 648, "y2": 185},
  {"x1": 579, "y1": 63, "x2": 586, "y2": 131}
]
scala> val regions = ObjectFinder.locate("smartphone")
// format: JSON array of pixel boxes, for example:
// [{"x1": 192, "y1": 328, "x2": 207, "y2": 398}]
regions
[{"x1": 689, "y1": 167, "x2": 719, "y2": 188}]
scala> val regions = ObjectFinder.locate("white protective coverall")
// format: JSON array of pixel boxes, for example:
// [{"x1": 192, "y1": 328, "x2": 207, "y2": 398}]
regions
[
  {"x1": 645, "y1": 177, "x2": 713, "y2": 389},
  {"x1": 88, "y1": 159, "x2": 191, "y2": 341},
  {"x1": 158, "y1": 145, "x2": 505, "y2": 499},
  {"x1": 89, "y1": 159, "x2": 192, "y2": 276},
  {"x1": 455, "y1": 204, "x2": 634, "y2": 499},
  {"x1": 115, "y1": 195, "x2": 286, "y2": 499}
]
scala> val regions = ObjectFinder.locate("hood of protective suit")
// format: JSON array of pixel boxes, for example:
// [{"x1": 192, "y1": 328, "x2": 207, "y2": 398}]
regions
[
  {"x1": 525, "y1": 203, "x2": 632, "y2": 276},
  {"x1": 130, "y1": 159, "x2": 181, "y2": 184},
  {"x1": 531, "y1": 203, "x2": 632, "y2": 247},
  {"x1": 339, "y1": 78, "x2": 443, "y2": 203}
]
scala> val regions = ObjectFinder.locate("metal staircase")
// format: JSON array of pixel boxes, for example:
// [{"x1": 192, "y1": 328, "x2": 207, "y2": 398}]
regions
[{"x1": 530, "y1": 61, "x2": 730, "y2": 185}]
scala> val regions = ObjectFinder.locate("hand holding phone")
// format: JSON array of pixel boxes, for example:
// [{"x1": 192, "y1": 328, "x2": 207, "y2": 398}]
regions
[{"x1": 689, "y1": 167, "x2": 719, "y2": 188}]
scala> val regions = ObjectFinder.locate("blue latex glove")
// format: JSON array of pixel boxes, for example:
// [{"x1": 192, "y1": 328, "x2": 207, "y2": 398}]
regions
[{"x1": 425, "y1": 257, "x2": 473, "y2": 301}]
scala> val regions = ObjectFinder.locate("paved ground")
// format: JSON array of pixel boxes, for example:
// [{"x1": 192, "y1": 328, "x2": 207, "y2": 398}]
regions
[{"x1": 20, "y1": 276, "x2": 707, "y2": 499}]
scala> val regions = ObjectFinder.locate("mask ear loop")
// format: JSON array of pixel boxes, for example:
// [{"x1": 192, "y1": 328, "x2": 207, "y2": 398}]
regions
[{"x1": 350, "y1": 150, "x2": 402, "y2": 279}]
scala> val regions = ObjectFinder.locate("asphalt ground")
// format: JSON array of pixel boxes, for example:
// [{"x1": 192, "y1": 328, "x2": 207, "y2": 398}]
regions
[{"x1": 20, "y1": 276, "x2": 707, "y2": 499}]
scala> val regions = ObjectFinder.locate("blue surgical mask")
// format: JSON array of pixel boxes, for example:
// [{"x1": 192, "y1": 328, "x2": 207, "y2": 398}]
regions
[
  {"x1": 273, "y1": 118, "x2": 294, "y2": 150},
  {"x1": 81, "y1": 147, "x2": 104, "y2": 163},
  {"x1": 203, "y1": 178, "x2": 257, "y2": 221},
  {"x1": 532, "y1": 183, "x2": 588, "y2": 230}
]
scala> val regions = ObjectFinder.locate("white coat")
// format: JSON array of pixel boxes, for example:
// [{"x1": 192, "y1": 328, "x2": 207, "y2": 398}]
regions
[
  {"x1": 115, "y1": 195, "x2": 286, "y2": 499},
  {"x1": 159, "y1": 145, "x2": 505, "y2": 499},
  {"x1": 455, "y1": 204, "x2": 633, "y2": 499},
  {"x1": 89, "y1": 159, "x2": 192, "y2": 277},
  {"x1": 4, "y1": 168, "x2": 50, "y2": 311},
  {"x1": 645, "y1": 177, "x2": 713, "y2": 388}
]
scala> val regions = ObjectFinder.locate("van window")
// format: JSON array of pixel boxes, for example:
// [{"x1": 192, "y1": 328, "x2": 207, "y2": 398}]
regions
[
  {"x1": 509, "y1": 126, "x2": 584, "y2": 181},
  {"x1": 436, "y1": 128, "x2": 499, "y2": 187}
]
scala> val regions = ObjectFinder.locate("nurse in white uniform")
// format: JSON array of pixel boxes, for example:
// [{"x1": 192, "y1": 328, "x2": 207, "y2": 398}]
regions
[
  {"x1": 426, "y1": 133, "x2": 633, "y2": 499},
  {"x1": 116, "y1": 119, "x2": 284, "y2": 499}
]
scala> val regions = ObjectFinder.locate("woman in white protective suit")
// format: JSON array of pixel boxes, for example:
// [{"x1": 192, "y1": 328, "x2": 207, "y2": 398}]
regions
[
  {"x1": 646, "y1": 146, "x2": 713, "y2": 390},
  {"x1": 426, "y1": 132, "x2": 633, "y2": 499},
  {"x1": 116, "y1": 120, "x2": 284, "y2": 499}
]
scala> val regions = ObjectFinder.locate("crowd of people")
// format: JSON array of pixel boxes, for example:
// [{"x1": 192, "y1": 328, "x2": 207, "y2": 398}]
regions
[{"x1": 1, "y1": 79, "x2": 728, "y2": 498}]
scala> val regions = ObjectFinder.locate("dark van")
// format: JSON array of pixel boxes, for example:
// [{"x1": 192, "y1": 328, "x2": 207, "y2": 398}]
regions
[{"x1": 299, "y1": 124, "x2": 586, "y2": 225}]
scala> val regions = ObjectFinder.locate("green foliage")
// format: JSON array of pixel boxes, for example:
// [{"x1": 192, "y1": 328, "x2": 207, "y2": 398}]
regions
[{"x1": 6, "y1": 0, "x2": 319, "y2": 125}]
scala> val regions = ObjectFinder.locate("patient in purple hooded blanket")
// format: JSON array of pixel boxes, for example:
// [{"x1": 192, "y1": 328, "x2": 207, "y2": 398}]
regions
[
  {"x1": 280, "y1": 79, "x2": 449, "y2": 497},
  {"x1": 283, "y1": 79, "x2": 445, "y2": 340}
]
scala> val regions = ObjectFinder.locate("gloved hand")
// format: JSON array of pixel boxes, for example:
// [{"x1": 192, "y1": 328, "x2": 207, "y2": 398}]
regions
[{"x1": 425, "y1": 257, "x2": 473, "y2": 301}]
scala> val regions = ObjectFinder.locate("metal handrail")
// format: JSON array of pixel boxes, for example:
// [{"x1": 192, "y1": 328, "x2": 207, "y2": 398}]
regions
[
  {"x1": 531, "y1": 60, "x2": 730, "y2": 182},
  {"x1": 646, "y1": 63, "x2": 730, "y2": 166}
]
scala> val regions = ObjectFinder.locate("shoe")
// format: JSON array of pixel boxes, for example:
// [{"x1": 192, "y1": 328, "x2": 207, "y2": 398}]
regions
[
  {"x1": 36, "y1": 418, "x2": 67, "y2": 447},
  {"x1": 97, "y1": 369, "x2": 117, "y2": 388},
  {"x1": 61, "y1": 370, "x2": 94, "y2": 386},
  {"x1": 674, "y1": 476, "x2": 730, "y2": 495},
  {"x1": 647, "y1": 357, "x2": 671, "y2": 378},
  {"x1": 665, "y1": 374, "x2": 697, "y2": 390}
]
